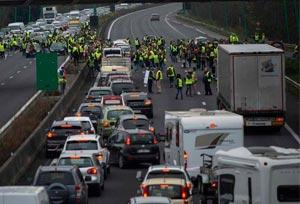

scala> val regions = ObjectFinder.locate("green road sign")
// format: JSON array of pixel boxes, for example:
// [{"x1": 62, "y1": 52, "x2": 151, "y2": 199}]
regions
[{"x1": 36, "y1": 53, "x2": 58, "y2": 91}]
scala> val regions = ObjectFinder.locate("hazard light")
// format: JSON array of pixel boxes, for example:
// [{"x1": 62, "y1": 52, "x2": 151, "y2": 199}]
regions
[{"x1": 209, "y1": 123, "x2": 216, "y2": 129}]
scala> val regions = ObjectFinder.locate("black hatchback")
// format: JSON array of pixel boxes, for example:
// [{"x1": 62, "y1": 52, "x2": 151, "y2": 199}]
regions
[{"x1": 106, "y1": 129, "x2": 160, "y2": 168}]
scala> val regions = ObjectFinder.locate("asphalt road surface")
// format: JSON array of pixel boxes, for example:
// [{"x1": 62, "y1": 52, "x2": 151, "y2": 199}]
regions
[{"x1": 16, "y1": 3, "x2": 299, "y2": 204}]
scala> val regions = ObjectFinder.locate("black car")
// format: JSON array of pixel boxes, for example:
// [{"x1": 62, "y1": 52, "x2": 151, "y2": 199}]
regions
[
  {"x1": 50, "y1": 42, "x2": 67, "y2": 55},
  {"x1": 77, "y1": 103, "x2": 104, "y2": 129},
  {"x1": 32, "y1": 165, "x2": 89, "y2": 204},
  {"x1": 106, "y1": 129, "x2": 160, "y2": 168},
  {"x1": 121, "y1": 92, "x2": 153, "y2": 118},
  {"x1": 110, "y1": 79, "x2": 135, "y2": 95},
  {"x1": 46, "y1": 120, "x2": 87, "y2": 157}
]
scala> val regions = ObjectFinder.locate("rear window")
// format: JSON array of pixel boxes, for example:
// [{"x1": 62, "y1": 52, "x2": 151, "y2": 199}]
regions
[
  {"x1": 90, "y1": 90, "x2": 112, "y2": 96},
  {"x1": 122, "y1": 119, "x2": 148, "y2": 129},
  {"x1": 66, "y1": 140, "x2": 98, "y2": 150},
  {"x1": 104, "y1": 49, "x2": 121, "y2": 57},
  {"x1": 80, "y1": 106, "x2": 102, "y2": 114},
  {"x1": 51, "y1": 126, "x2": 83, "y2": 135},
  {"x1": 107, "y1": 110, "x2": 132, "y2": 120},
  {"x1": 103, "y1": 99, "x2": 123, "y2": 106},
  {"x1": 58, "y1": 157, "x2": 93, "y2": 168},
  {"x1": 148, "y1": 184, "x2": 182, "y2": 199},
  {"x1": 277, "y1": 185, "x2": 300, "y2": 202},
  {"x1": 147, "y1": 170, "x2": 186, "y2": 180},
  {"x1": 36, "y1": 171, "x2": 75, "y2": 185},
  {"x1": 126, "y1": 99, "x2": 145, "y2": 106},
  {"x1": 130, "y1": 133, "x2": 154, "y2": 145},
  {"x1": 111, "y1": 83, "x2": 134, "y2": 95}
]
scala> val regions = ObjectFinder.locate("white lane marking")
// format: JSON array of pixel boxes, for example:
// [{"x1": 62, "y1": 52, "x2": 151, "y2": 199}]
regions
[
  {"x1": 8, "y1": 54, "x2": 12, "y2": 57},
  {"x1": 1, "y1": 82, "x2": 5, "y2": 86},
  {"x1": 285, "y1": 124, "x2": 300, "y2": 144},
  {"x1": 94, "y1": 72, "x2": 101, "y2": 87},
  {"x1": 23, "y1": 66, "x2": 27, "y2": 69},
  {"x1": 165, "y1": 12, "x2": 186, "y2": 38},
  {"x1": 202, "y1": 102, "x2": 206, "y2": 106},
  {"x1": 172, "y1": 20, "x2": 181, "y2": 24},
  {"x1": 17, "y1": 70, "x2": 21, "y2": 74},
  {"x1": 130, "y1": 19, "x2": 136, "y2": 39},
  {"x1": 195, "y1": 28, "x2": 206, "y2": 35},
  {"x1": 182, "y1": 24, "x2": 194, "y2": 29},
  {"x1": 29, "y1": 61, "x2": 32, "y2": 64},
  {"x1": 5, "y1": 54, "x2": 8, "y2": 59},
  {"x1": 9, "y1": 76, "x2": 14, "y2": 79},
  {"x1": 14, "y1": 51, "x2": 18, "y2": 54}
]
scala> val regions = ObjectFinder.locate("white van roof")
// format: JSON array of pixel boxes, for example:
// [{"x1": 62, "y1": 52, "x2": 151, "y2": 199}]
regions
[{"x1": 0, "y1": 186, "x2": 45, "y2": 193}]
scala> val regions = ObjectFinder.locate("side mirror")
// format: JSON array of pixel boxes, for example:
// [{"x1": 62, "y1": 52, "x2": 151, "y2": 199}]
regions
[
  {"x1": 136, "y1": 171, "x2": 143, "y2": 182},
  {"x1": 85, "y1": 176, "x2": 92, "y2": 182}
]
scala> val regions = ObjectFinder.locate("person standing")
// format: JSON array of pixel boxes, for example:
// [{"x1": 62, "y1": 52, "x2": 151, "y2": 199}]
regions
[
  {"x1": 175, "y1": 74, "x2": 183, "y2": 100},
  {"x1": 148, "y1": 68, "x2": 154, "y2": 93},
  {"x1": 155, "y1": 67, "x2": 163, "y2": 94},
  {"x1": 203, "y1": 67, "x2": 212, "y2": 95},
  {"x1": 72, "y1": 44, "x2": 79, "y2": 66},
  {"x1": 185, "y1": 73, "x2": 192, "y2": 96},
  {"x1": 166, "y1": 65, "x2": 175, "y2": 88},
  {"x1": 191, "y1": 67, "x2": 199, "y2": 95}
]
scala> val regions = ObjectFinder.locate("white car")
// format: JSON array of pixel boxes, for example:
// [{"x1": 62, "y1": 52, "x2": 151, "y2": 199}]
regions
[
  {"x1": 127, "y1": 196, "x2": 172, "y2": 204},
  {"x1": 61, "y1": 134, "x2": 110, "y2": 179},
  {"x1": 63, "y1": 116, "x2": 96, "y2": 134}
]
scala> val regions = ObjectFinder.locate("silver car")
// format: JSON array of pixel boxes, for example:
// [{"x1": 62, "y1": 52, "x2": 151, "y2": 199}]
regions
[{"x1": 57, "y1": 152, "x2": 105, "y2": 196}]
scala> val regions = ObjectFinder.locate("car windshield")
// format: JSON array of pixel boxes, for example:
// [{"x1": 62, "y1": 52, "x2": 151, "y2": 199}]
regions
[
  {"x1": 107, "y1": 110, "x2": 132, "y2": 120},
  {"x1": 51, "y1": 126, "x2": 83, "y2": 135},
  {"x1": 66, "y1": 140, "x2": 98, "y2": 150},
  {"x1": 90, "y1": 90, "x2": 112, "y2": 96},
  {"x1": 36, "y1": 171, "x2": 75, "y2": 186},
  {"x1": 130, "y1": 133, "x2": 154, "y2": 145},
  {"x1": 111, "y1": 83, "x2": 134, "y2": 95},
  {"x1": 148, "y1": 184, "x2": 182, "y2": 199},
  {"x1": 122, "y1": 119, "x2": 148, "y2": 129},
  {"x1": 147, "y1": 170, "x2": 186, "y2": 180},
  {"x1": 58, "y1": 157, "x2": 93, "y2": 168}
]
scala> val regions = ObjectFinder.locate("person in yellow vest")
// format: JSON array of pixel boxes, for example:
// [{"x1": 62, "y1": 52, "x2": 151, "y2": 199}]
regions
[
  {"x1": 203, "y1": 67, "x2": 212, "y2": 95},
  {"x1": 185, "y1": 73, "x2": 192, "y2": 97},
  {"x1": 175, "y1": 74, "x2": 183, "y2": 100},
  {"x1": 261, "y1": 33, "x2": 265, "y2": 43},
  {"x1": 155, "y1": 67, "x2": 163, "y2": 94},
  {"x1": 166, "y1": 65, "x2": 175, "y2": 88},
  {"x1": 190, "y1": 67, "x2": 199, "y2": 96},
  {"x1": 254, "y1": 32, "x2": 259, "y2": 43},
  {"x1": 0, "y1": 41, "x2": 5, "y2": 58},
  {"x1": 72, "y1": 44, "x2": 79, "y2": 66}
]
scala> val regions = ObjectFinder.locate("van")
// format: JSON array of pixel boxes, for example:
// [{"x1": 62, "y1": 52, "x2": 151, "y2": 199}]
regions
[
  {"x1": 164, "y1": 109, "x2": 244, "y2": 197},
  {"x1": 69, "y1": 10, "x2": 80, "y2": 20},
  {"x1": 0, "y1": 186, "x2": 49, "y2": 204},
  {"x1": 8, "y1": 22, "x2": 25, "y2": 33},
  {"x1": 103, "y1": 47, "x2": 123, "y2": 58},
  {"x1": 213, "y1": 146, "x2": 300, "y2": 204}
]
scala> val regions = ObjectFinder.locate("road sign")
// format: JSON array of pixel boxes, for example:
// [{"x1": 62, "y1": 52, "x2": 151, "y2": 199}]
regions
[{"x1": 36, "y1": 53, "x2": 58, "y2": 90}]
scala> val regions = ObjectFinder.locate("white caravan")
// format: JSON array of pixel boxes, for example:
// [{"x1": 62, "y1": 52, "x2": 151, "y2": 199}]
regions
[
  {"x1": 213, "y1": 146, "x2": 300, "y2": 204},
  {"x1": 164, "y1": 109, "x2": 244, "y2": 190}
]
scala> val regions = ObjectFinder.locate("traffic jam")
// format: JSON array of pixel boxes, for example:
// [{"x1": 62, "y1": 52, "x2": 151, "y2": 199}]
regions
[{"x1": 0, "y1": 3, "x2": 299, "y2": 204}]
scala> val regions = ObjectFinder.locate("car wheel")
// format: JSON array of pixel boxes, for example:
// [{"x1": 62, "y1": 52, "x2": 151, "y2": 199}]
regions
[
  {"x1": 94, "y1": 184, "x2": 101, "y2": 197},
  {"x1": 118, "y1": 155, "x2": 126, "y2": 169}
]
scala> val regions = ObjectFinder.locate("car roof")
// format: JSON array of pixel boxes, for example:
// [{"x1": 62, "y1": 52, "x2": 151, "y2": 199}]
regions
[
  {"x1": 131, "y1": 196, "x2": 172, "y2": 204},
  {"x1": 78, "y1": 103, "x2": 103, "y2": 107},
  {"x1": 64, "y1": 116, "x2": 92, "y2": 122},
  {"x1": 59, "y1": 152, "x2": 97, "y2": 159},
  {"x1": 148, "y1": 165, "x2": 185, "y2": 171},
  {"x1": 118, "y1": 114, "x2": 148, "y2": 120},
  {"x1": 110, "y1": 79, "x2": 133, "y2": 84},
  {"x1": 52, "y1": 120, "x2": 82, "y2": 126},
  {"x1": 144, "y1": 178, "x2": 186, "y2": 186},
  {"x1": 120, "y1": 128, "x2": 153, "y2": 134},
  {"x1": 38, "y1": 165, "x2": 77, "y2": 172},
  {"x1": 66, "y1": 134, "x2": 99, "y2": 141},
  {"x1": 88, "y1": 86, "x2": 112, "y2": 91},
  {"x1": 121, "y1": 92, "x2": 148, "y2": 98},
  {"x1": 102, "y1": 95, "x2": 123, "y2": 99},
  {"x1": 103, "y1": 105, "x2": 133, "y2": 111}
]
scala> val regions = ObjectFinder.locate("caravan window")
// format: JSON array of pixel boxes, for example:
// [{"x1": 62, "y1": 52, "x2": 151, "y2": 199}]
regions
[
  {"x1": 219, "y1": 174, "x2": 235, "y2": 203},
  {"x1": 277, "y1": 185, "x2": 300, "y2": 202}
]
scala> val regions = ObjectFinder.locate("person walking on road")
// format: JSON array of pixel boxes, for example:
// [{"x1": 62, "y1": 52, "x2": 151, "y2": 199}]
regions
[
  {"x1": 203, "y1": 67, "x2": 212, "y2": 95},
  {"x1": 175, "y1": 74, "x2": 183, "y2": 100},
  {"x1": 185, "y1": 73, "x2": 192, "y2": 97},
  {"x1": 148, "y1": 68, "x2": 154, "y2": 93},
  {"x1": 166, "y1": 65, "x2": 175, "y2": 88},
  {"x1": 155, "y1": 67, "x2": 163, "y2": 94}
]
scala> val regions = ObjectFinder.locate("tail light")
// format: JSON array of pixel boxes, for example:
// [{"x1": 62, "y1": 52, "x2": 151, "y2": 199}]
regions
[
  {"x1": 186, "y1": 182, "x2": 192, "y2": 190},
  {"x1": 181, "y1": 186, "x2": 188, "y2": 199},
  {"x1": 87, "y1": 167, "x2": 98, "y2": 174},
  {"x1": 142, "y1": 184, "x2": 148, "y2": 197},
  {"x1": 149, "y1": 127, "x2": 154, "y2": 133},
  {"x1": 125, "y1": 134, "x2": 131, "y2": 146},
  {"x1": 153, "y1": 136, "x2": 157, "y2": 144},
  {"x1": 144, "y1": 101, "x2": 152, "y2": 105},
  {"x1": 86, "y1": 95, "x2": 93, "y2": 99},
  {"x1": 103, "y1": 121, "x2": 110, "y2": 127},
  {"x1": 47, "y1": 132, "x2": 56, "y2": 138},
  {"x1": 75, "y1": 184, "x2": 81, "y2": 203},
  {"x1": 97, "y1": 154, "x2": 103, "y2": 160},
  {"x1": 211, "y1": 181, "x2": 218, "y2": 188},
  {"x1": 276, "y1": 117, "x2": 284, "y2": 122},
  {"x1": 183, "y1": 150, "x2": 188, "y2": 169}
]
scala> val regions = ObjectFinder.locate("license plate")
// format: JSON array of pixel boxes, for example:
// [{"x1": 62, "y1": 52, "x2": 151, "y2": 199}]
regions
[
  {"x1": 137, "y1": 149, "x2": 150, "y2": 153},
  {"x1": 246, "y1": 121, "x2": 271, "y2": 126}
]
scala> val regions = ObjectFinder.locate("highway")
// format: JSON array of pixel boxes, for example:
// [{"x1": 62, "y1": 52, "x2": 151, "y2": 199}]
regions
[
  {"x1": 14, "y1": 3, "x2": 299, "y2": 204},
  {"x1": 0, "y1": 50, "x2": 67, "y2": 128}
]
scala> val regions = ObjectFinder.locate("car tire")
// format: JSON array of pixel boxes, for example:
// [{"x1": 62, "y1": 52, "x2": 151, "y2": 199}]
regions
[
  {"x1": 94, "y1": 184, "x2": 101, "y2": 197},
  {"x1": 118, "y1": 155, "x2": 126, "y2": 169}
]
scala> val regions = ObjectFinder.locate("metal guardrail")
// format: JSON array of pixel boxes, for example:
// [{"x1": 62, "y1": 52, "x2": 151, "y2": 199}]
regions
[{"x1": 285, "y1": 76, "x2": 300, "y2": 89}]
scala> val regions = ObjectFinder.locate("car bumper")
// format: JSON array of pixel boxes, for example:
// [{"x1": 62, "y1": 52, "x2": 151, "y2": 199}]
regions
[
  {"x1": 123, "y1": 153, "x2": 160, "y2": 163},
  {"x1": 132, "y1": 107, "x2": 153, "y2": 116},
  {"x1": 46, "y1": 141, "x2": 65, "y2": 152}
]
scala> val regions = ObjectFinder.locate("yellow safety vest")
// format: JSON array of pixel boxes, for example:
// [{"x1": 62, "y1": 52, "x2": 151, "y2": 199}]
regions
[{"x1": 156, "y1": 70, "x2": 163, "y2": 80}]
